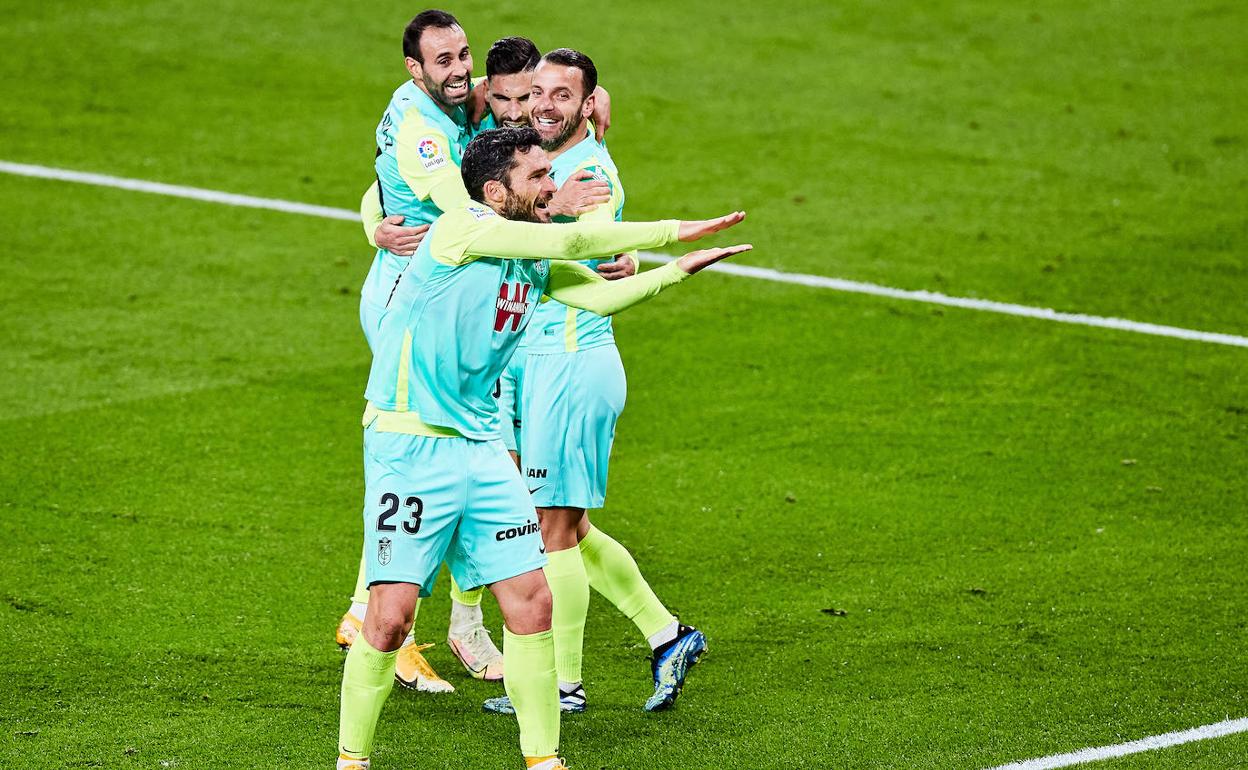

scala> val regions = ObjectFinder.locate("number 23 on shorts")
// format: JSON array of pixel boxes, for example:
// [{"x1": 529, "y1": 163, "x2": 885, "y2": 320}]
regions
[{"x1": 376, "y1": 492, "x2": 424, "y2": 535}]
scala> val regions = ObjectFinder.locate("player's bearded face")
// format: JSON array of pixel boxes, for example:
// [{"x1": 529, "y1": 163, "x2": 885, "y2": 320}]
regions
[
  {"x1": 532, "y1": 99, "x2": 583, "y2": 151},
  {"x1": 501, "y1": 185, "x2": 554, "y2": 224},
  {"x1": 487, "y1": 72, "x2": 533, "y2": 128},
  {"x1": 413, "y1": 26, "x2": 473, "y2": 109},
  {"x1": 530, "y1": 63, "x2": 590, "y2": 152},
  {"x1": 499, "y1": 150, "x2": 556, "y2": 224}
]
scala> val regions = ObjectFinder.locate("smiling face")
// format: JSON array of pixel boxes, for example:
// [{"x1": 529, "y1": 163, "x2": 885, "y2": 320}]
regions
[
  {"x1": 405, "y1": 24, "x2": 473, "y2": 111},
  {"x1": 485, "y1": 145, "x2": 557, "y2": 223},
  {"x1": 529, "y1": 61, "x2": 594, "y2": 153},
  {"x1": 487, "y1": 71, "x2": 534, "y2": 128}
]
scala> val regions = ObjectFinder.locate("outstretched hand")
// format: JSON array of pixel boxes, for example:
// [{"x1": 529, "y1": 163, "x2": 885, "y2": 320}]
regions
[
  {"x1": 677, "y1": 211, "x2": 747, "y2": 242},
  {"x1": 677, "y1": 244, "x2": 753, "y2": 274}
]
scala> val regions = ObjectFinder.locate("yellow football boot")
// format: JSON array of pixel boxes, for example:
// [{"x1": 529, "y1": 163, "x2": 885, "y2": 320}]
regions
[
  {"x1": 394, "y1": 641, "x2": 455, "y2": 693},
  {"x1": 335, "y1": 611, "x2": 363, "y2": 650}
]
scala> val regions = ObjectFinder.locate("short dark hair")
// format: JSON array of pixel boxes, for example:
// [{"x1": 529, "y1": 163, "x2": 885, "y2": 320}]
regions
[
  {"x1": 541, "y1": 48, "x2": 597, "y2": 98},
  {"x1": 461, "y1": 127, "x2": 543, "y2": 202},
  {"x1": 402, "y1": 9, "x2": 460, "y2": 62},
  {"x1": 486, "y1": 36, "x2": 540, "y2": 79}
]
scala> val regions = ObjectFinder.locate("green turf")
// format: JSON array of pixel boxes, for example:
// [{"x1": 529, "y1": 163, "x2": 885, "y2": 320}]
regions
[{"x1": 1, "y1": 1, "x2": 1246, "y2": 768}]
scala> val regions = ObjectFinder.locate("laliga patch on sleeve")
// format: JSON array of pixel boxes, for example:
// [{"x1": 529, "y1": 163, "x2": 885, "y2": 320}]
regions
[
  {"x1": 416, "y1": 137, "x2": 448, "y2": 171},
  {"x1": 467, "y1": 204, "x2": 496, "y2": 221}
]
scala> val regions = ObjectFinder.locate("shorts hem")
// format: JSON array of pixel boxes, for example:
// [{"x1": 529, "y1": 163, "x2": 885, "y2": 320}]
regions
[
  {"x1": 531, "y1": 492, "x2": 605, "y2": 510},
  {"x1": 461, "y1": 555, "x2": 549, "y2": 592}
]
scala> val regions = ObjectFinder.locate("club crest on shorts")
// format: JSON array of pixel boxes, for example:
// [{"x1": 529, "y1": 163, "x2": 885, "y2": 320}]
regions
[{"x1": 378, "y1": 537, "x2": 392, "y2": 566}]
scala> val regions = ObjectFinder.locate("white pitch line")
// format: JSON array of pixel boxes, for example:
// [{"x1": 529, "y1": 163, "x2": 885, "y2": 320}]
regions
[
  {"x1": 985, "y1": 717, "x2": 1248, "y2": 770},
  {"x1": 0, "y1": 160, "x2": 360, "y2": 222},
  {"x1": 3, "y1": 159, "x2": 1247, "y2": 350}
]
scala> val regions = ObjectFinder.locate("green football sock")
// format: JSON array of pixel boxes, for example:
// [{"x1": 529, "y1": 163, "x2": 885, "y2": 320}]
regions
[
  {"x1": 503, "y1": 626, "x2": 560, "y2": 759},
  {"x1": 543, "y1": 546, "x2": 589, "y2": 685},
  {"x1": 579, "y1": 525, "x2": 676, "y2": 640},
  {"x1": 338, "y1": 633, "x2": 398, "y2": 760},
  {"x1": 448, "y1": 575, "x2": 485, "y2": 607},
  {"x1": 350, "y1": 550, "x2": 370, "y2": 606}
]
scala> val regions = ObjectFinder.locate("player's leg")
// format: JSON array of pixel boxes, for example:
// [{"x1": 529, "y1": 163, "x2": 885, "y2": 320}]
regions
[
  {"x1": 451, "y1": 438, "x2": 563, "y2": 768},
  {"x1": 517, "y1": 349, "x2": 609, "y2": 708},
  {"x1": 577, "y1": 522, "x2": 674, "y2": 645},
  {"x1": 562, "y1": 345, "x2": 704, "y2": 710},
  {"x1": 338, "y1": 429, "x2": 463, "y2": 768},
  {"x1": 340, "y1": 300, "x2": 448, "y2": 691},
  {"x1": 537, "y1": 506, "x2": 590, "y2": 708},
  {"x1": 337, "y1": 553, "x2": 427, "y2": 647},
  {"x1": 338, "y1": 581, "x2": 417, "y2": 770},
  {"x1": 490, "y1": 570, "x2": 561, "y2": 768},
  {"x1": 577, "y1": 521, "x2": 705, "y2": 710}
]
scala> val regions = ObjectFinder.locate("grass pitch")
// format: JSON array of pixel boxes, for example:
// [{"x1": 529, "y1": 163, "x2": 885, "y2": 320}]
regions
[{"x1": 1, "y1": 1, "x2": 1246, "y2": 769}]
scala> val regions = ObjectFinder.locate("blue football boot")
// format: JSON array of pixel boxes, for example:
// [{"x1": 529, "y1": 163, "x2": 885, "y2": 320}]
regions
[
  {"x1": 644, "y1": 624, "x2": 707, "y2": 712},
  {"x1": 482, "y1": 683, "x2": 587, "y2": 715}
]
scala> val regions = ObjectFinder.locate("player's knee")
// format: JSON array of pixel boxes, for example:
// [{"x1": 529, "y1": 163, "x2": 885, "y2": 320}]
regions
[
  {"x1": 537, "y1": 507, "x2": 583, "y2": 551},
  {"x1": 365, "y1": 607, "x2": 413, "y2": 650},
  {"x1": 528, "y1": 580, "x2": 553, "y2": 621},
  {"x1": 520, "y1": 589, "x2": 553, "y2": 634},
  {"x1": 504, "y1": 580, "x2": 552, "y2": 635}
]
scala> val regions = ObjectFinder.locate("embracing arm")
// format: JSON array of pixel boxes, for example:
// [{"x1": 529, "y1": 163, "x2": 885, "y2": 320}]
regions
[{"x1": 359, "y1": 180, "x2": 429, "y2": 255}]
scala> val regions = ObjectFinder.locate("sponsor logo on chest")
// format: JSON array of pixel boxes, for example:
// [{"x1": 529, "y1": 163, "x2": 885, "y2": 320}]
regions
[{"x1": 494, "y1": 282, "x2": 534, "y2": 332}]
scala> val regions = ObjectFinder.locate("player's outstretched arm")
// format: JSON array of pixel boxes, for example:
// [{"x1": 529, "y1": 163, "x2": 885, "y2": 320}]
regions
[
  {"x1": 677, "y1": 211, "x2": 747, "y2": 242},
  {"x1": 464, "y1": 211, "x2": 747, "y2": 263},
  {"x1": 544, "y1": 243, "x2": 753, "y2": 316}
]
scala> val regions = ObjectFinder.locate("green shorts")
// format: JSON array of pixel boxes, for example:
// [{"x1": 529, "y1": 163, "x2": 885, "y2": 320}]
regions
[
  {"x1": 521, "y1": 344, "x2": 626, "y2": 509},
  {"x1": 361, "y1": 424, "x2": 546, "y2": 596}
]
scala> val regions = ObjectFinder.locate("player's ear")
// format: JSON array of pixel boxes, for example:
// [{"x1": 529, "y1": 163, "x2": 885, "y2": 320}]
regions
[
  {"x1": 482, "y1": 179, "x2": 507, "y2": 206},
  {"x1": 580, "y1": 92, "x2": 595, "y2": 121},
  {"x1": 404, "y1": 56, "x2": 423, "y2": 82}
]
